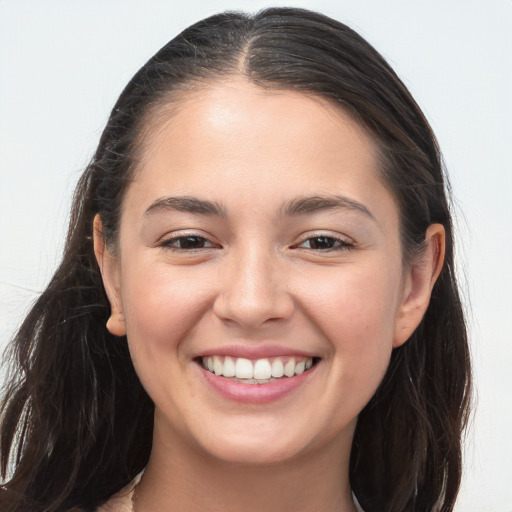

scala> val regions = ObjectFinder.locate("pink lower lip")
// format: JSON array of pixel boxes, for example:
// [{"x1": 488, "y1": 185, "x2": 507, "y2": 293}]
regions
[{"x1": 199, "y1": 364, "x2": 317, "y2": 404}]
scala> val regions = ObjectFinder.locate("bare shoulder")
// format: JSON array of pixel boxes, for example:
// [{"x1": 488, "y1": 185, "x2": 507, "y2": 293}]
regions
[
  {"x1": 95, "y1": 472, "x2": 143, "y2": 512},
  {"x1": 95, "y1": 488, "x2": 133, "y2": 512}
]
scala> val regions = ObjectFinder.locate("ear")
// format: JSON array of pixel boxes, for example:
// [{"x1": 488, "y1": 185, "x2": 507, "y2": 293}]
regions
[
  {"x1": 393, "y1": 224, "x2": 446, "y2": 347},
  {"x1": 93, "y1": 214, "x2": 126, "y2": 336}
]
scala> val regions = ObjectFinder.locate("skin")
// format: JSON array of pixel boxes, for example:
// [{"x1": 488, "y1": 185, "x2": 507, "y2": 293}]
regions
[{"x1": 94, "y1": 78, "x2": 445, "y2": 512}]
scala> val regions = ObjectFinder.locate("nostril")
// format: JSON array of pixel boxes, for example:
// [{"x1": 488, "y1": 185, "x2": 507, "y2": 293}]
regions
[{"x1": 212, "y1": 292, "x2": 295, "y2": 329}]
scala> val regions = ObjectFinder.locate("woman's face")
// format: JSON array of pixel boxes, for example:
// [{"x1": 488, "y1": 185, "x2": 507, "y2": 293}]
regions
[{"x1": 98, "y1": 79, "x2": 427, "y2": 465}]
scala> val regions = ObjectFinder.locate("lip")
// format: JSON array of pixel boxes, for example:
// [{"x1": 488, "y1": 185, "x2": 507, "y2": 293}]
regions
[
  {"x1": 198, "y1": 360, "x2": 318, "y2": 404},
  {"x1": 198, "y1": 344, "x2": 317, "y2": 360}
]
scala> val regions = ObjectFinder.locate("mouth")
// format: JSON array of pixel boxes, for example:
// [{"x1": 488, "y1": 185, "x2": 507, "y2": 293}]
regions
[{"x1": 197, "y1": 355, "x2": 320, "y2": 384}]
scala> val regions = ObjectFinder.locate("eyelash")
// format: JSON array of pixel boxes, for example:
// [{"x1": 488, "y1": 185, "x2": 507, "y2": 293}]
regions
[
  {"x1": 159, "y1": 235, "x2": 217, "y2": 251},
  {"x1": 294, "y1": 235, "x2": 354, "y2": 252},
  {"x1": 159, "y1": 234, "x2": 354, "y2": 252}
]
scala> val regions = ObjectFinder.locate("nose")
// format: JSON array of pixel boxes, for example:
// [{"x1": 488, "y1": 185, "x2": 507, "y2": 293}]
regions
[{"x1": 213, "y1": 247, "x2": 294, "y2": 329}]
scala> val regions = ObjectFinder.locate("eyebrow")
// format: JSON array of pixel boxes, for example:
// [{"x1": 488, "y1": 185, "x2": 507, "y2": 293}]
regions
[
  {"x1": 144, "y1": 196, "x2": 228, "y2": 218},
  {"x1": 279, "y1": 195, "x2": 375, "y2": 220},
  {"x1": 143, "y1": 194, "x2": 374, "y2": 220}
]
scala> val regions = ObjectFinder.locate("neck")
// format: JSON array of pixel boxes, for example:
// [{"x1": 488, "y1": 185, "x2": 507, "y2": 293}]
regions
[{"x1": 134, "y1": 416, "x2": 358, "y2": 512}]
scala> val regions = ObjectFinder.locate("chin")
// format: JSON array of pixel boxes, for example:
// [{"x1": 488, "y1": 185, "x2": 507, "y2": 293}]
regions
[
  {"x1": 188, "y1": 415, "x2": 337, "y2": 467},
  {"x1": 201, "y1": 438, "x2": 306, "y2": 466}
]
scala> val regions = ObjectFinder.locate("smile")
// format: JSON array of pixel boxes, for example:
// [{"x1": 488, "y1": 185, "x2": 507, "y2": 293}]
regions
[{"x1": 200, "y1": 356, "x2": 317, "y2": 384}]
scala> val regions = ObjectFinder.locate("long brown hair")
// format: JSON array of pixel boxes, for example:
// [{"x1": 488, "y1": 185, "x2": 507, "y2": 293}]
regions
[{"x1": 0, "y1": 8, "x2": 471, "y2": 512}]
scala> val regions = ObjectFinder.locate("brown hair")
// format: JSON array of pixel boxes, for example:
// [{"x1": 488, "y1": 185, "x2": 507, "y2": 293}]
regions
[{"x1": 0, "y1": 8, "x2": 471, "y2": 511}]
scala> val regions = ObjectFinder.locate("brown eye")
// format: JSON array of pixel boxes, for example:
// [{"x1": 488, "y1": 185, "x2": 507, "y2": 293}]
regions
[
  {"x1": 162, "y1": 235, "x2": 215, "y2": 250},
  {"x1": 298, "y1": 236, "x2": 352, "y2": 251}
]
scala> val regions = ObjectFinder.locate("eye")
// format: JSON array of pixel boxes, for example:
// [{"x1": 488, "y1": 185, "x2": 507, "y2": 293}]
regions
[
  {"x1": 160, "y1": 235, "x2": 217, "y2": 250},
  {"x1": 296, "y1": 235, "x2": 353, "y2": 251}
]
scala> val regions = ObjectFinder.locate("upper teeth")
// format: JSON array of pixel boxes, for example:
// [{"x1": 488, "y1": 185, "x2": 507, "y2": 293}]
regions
[{"x1": 202, "y1": 356, "x2": 314, "y2": 380}]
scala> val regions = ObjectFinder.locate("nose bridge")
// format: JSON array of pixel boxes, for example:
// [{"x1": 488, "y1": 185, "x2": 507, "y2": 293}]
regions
[{"x1": 214, "y1": 241, "x2": 292, "y2": 328}]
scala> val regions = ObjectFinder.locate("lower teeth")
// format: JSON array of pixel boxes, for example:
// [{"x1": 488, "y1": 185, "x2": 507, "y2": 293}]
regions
[{"x1": 228, "y1": 377, "x2": 279, "y2": 384}]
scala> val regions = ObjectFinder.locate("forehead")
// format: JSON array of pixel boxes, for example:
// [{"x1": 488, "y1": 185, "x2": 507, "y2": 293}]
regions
[
  {"x1": 125, "y1": 79, "x2": 396, "y2": 224},
  {"x1": 143, "y1": 79, "x2": 376, "y2": 157}
]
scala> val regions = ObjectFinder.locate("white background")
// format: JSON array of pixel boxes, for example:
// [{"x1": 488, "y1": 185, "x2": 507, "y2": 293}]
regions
[{"x1": 0, "y1": 1, "x2": 511, "y2": 510}]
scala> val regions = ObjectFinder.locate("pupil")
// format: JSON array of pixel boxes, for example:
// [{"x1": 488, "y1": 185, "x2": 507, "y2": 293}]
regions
[
  {"x1": 181, "y1": 236, "x2": 204, "y2": 248},
  {"x1": 312, "y1": 236, "x2": 334, "y2": 249}
]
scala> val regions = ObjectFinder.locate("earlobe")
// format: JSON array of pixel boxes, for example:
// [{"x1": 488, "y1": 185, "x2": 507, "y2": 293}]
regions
[
  {"x1": 106, "y1": 312, "x2": 126, "y2": 337},
  {"x1": 93, "y1": 214, "x2": 127, "y2": 336},
  {"x1": 393, "y1": 224, "x2": 446, "y2": 347}
]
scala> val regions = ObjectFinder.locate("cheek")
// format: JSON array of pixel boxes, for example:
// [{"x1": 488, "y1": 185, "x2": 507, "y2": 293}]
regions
[
  {"x1": 120, "y1": 261, "x2": 215, "y2": 365},
  {"x1": 297, "y1": 261, "x2": 402, "y2": 381},
  {"x1": 301, "y1": 260, "x2": 401, "y2": 332},
  {"x1": 119, "y1": 262, "x2": 219, "y2": 415}
]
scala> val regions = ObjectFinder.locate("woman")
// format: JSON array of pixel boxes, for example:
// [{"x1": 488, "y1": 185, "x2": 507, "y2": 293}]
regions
[{"x1": 0, "y1": 8, "x2": 471, "y2": 512}]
